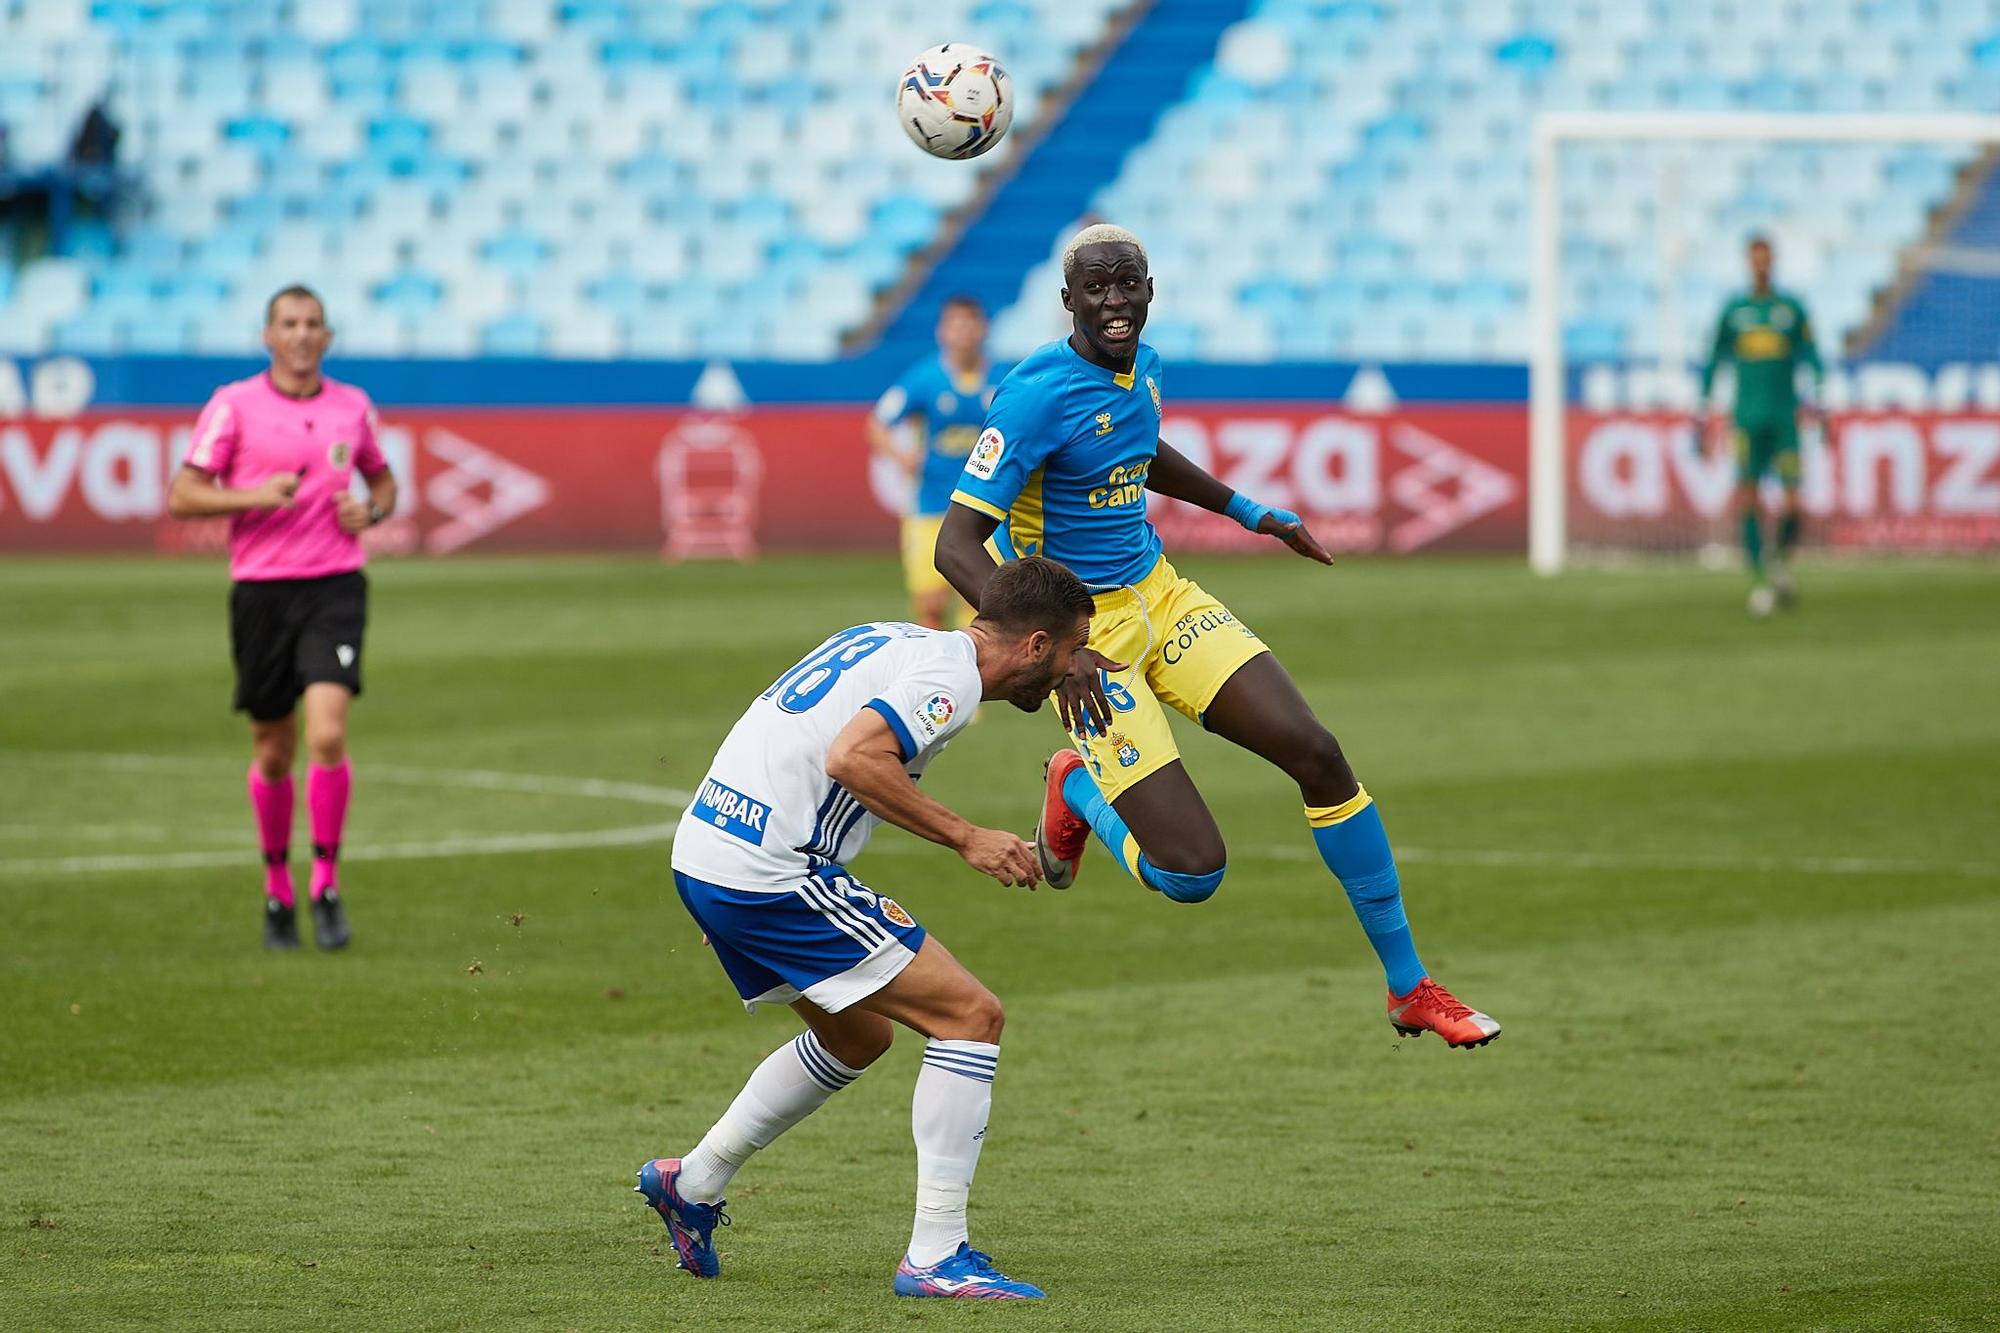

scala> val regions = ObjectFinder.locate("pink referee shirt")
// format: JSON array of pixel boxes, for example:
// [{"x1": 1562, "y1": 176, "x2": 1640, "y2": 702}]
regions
[{"x1": 185, "y1": 372, "x2": 388, "y2": 583}]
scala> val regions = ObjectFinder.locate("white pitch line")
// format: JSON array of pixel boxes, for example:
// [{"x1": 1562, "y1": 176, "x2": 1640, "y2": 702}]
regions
[
  {"x1": 2, "y1": 751, "x2": 1994, "y2": 882},
  {"x1": 0, "y1": 822, "x2": 238, "y2": 843},
  {"x1": 0, "y1": 823, "x2": 680, "y2": 876},
  {"x1": 0, "y1": 750, "x2": 693, "y2": 807},
  {"x1": 364, "y1": 763, "x2": 692, "y2": 807}
]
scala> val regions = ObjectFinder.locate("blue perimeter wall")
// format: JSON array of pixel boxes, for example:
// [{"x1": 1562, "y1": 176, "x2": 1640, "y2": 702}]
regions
[{"x1": 58, "y1": 356, "x2": 1527, "y2": 407}]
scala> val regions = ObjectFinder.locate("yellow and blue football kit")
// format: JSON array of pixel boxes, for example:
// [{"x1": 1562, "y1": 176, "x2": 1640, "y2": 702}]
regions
[
  {"x1": 875, "y1": 356, "x2": 998, "y2": 604},
  {"x1": 956, "y1": 340, "x2": 1494, "y2": 1036},
  {"x1": 951, "y1": 338, "x2": 1268, "y2": 800}
]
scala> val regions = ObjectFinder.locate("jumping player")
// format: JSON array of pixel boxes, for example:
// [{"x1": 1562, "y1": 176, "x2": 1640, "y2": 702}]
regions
[
  {"x1": 864, "y1": 295, "x2": 998, "y2": 629},
  {"x1": 934, "y1": 225, "x2": 1499, "y2": 1049},
  {"x1": 166, "y1": 285, "x2": 396, "y2": 951},
  {"x1": 1695, "y1": 234, "x2": 1824, "y2": 617},
  {"x1": 640, "y1": 556, "x2": 1094, "y2": 1299}
]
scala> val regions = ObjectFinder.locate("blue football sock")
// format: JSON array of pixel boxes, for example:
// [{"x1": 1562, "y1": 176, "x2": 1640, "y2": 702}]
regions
[
  {"x1": 1061, "y1": 764, "x2": 1221, "y2": 902},
  {"x1": 1306, "y1": 790, "x2": 1426, "y2": 996}
]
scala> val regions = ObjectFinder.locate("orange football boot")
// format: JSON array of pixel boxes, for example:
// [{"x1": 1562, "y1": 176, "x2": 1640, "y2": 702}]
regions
[
  {"x1": 1036, "y1": 750, "x2": 1091, "y2": 889},
  {"x1": 1387, "y1": 978, "x2": 1501, "y2": 1048}
]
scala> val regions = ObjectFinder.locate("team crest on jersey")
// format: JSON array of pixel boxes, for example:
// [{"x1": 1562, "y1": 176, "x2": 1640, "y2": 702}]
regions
[
  {"x1": 328, "y1": 440, "x2": 352, "y2": 468},
  {"x1": 880, "y1": 897, "x2": 915, "y2": 928},
  {"x1": 1109, "y1": 732, "x2": 1141, "y2": 767},
  {"x1": 937, "y1": 392, "x2": 957, "y2": 414},
  {"x1": 968, "y1": 428, "x2": 1005, "y2": 479},
  {"x1": 1146, "y1": 376, "x2": 1161, "y2": 418},
  {"x1": 1094, "y1": 411, "x2": 1113, "y2": 435}
]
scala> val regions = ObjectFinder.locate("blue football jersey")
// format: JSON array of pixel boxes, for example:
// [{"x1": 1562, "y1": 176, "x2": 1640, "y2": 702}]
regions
[
  {"x1": 950, "y1": 338, "x2": 1166, "y2": 589},
  {"x1": 873, "y1": 356, "x2": 1000, "y2": 517}
]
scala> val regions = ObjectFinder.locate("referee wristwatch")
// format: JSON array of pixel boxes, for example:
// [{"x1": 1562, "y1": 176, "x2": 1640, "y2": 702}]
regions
[{"x1": 366, "y1": 502, "x2": 389, "y2": 526}]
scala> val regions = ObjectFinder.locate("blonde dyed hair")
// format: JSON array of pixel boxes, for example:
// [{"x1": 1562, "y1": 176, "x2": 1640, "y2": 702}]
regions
[{"x1": 1061, "y1": 224, "x2": 1147, "y2": 283}]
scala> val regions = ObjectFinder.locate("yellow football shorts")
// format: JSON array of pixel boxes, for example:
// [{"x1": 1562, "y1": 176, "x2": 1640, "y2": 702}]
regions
[
  {"x1": 900, "y1": 514, "x2": 976, "y2": 626},
  {"x1": 1065, "y1": 554, "x2": 1269, "y2": 799},
  {"x1": 900, "y1": 515, "x2": 951, "y2": 597}
]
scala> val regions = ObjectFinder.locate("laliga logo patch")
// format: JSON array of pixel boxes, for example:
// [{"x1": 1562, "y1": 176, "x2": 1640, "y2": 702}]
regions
[
  {"x1": 328, "y1": 440, "x2": 352, "y2": 468},
  {"x1": 924, "y1": 684, "x2": 956, "y2": 728},
  {"x1": 967, "y1": 427, "x2": 1005, "y2": 479},
  {"x1": 1146, "y1": 376, "x2": 1161, "y2": 418},
  {"x1": 880, "y1": 897, "x2": 915, "y2": 928}
]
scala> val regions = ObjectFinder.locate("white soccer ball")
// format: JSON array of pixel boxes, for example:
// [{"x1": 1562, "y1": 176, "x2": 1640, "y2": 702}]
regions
[{"x1": 896, "y1": 43, "x2": 1013, "y2": 160}]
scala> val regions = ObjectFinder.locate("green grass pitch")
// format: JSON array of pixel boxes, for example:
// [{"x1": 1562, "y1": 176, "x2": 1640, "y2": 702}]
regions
[{"x1": 3, "y1": 552, "x2": 1997, "y2": 1331}]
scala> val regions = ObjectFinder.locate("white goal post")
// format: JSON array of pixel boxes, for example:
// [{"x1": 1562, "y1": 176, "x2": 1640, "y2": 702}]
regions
[{"x1": 1529, "y1": 111, "x2": 2000, "y2": 574}]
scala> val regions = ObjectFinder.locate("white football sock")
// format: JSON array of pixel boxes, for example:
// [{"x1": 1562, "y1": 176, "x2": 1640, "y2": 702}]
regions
[
  {"x1": 678, "y1": 1030, "x2": 863, "y2": 1204},
  {"x1": 907, "y1": 1039, "x2": 1000, "y2": 1267}
]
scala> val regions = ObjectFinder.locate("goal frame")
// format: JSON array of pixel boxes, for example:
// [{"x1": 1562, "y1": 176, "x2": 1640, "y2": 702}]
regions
[{"x1": 1527, "y1": 111, "x2": 2000, "y2": 574}]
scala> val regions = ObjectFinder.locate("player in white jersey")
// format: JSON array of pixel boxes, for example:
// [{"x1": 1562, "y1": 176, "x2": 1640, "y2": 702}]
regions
[{"x1": 639, "y1": 556, "x2": 1095, "y2": 1301}]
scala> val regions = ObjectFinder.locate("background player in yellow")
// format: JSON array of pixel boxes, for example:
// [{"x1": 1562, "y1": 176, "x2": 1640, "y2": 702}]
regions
[
  {"x1": 1695, "y1": 234, "x2": 1824, "y2": 617},
  {"x1": 865, "y1": 296, "x2": 997, "y2": 629},
  {"x1": 935, "y1": 225, "x2": 1499, "y2": 1049}
]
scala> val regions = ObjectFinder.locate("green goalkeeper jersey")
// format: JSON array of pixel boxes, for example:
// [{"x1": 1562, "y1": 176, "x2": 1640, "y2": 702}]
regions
[{"x1": 1699, "y1": 290, "x2": 1822, "y2": 428}]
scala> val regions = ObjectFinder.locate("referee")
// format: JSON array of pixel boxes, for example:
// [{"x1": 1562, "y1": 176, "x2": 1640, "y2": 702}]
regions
[{"x1": 166, "y1": 286, "x2": 397, "y2": 950}]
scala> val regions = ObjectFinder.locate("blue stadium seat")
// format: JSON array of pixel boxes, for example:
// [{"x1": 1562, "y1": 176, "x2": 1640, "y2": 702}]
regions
[
  {"x1": 1025, "y1": 0, "x2": 1988, "y2": 362},
  {"x1": 374, "y1": 270, "x2": 444, "y2": 315},
  {"x1": 1493, "y1": 30, "x2": 1560, "y2": 76},
  {"x1": 482, "y1": 310, "x2": 546, "y2": 356},
  {"x1": 482, "y1": 226, "x2": 550, "y2": 278},
  {"x1": 11, "y1": 1, "x2": 1986, "y2": 360}
]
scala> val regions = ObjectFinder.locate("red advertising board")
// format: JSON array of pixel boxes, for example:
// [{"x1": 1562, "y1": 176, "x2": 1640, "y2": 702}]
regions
[
  {"x1": 0, "y1": 408, "x2": 893, "y2": 556},
  {"x1": 1565, "y1": 414, "x2": 2000, "y2": 552},
  {"x1": 2, "y1": 405, "x2": 1996, "y2": 556}
]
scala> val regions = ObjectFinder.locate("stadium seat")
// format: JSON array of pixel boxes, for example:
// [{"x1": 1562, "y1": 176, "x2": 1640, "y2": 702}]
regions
[
  {"x1": 0, "y1": 0, "x2": 1124, "y2": 357},
  {"x1": 3, "y1": 2, "x2": 1988, "y2": 360},
  {"x1": 982, "y1": 0, "x2": 1994, "y2": 361}
]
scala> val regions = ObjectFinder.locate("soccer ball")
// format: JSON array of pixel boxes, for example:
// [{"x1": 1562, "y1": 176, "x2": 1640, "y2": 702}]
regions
[{"x1": 896, "y1": 43, "x2": 1013, "y2": 160}]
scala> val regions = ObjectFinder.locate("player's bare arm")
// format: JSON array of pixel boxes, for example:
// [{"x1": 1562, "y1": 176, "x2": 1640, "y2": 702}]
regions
[
  {"x1": 825, "y1": 707, "x2": 1040, "y2": 888},
  {"x1": 934, "y1": 501, "x2": 1003, "y2": 609},
  {"x1": 863, "y1": 413, "x2": 919, "y2": 476},
  {"x1": 166, "y1": 464, "x2": 301, "y2": 518},
  {"x1": 335, "y1": 467, "x2": 399, "y2": 536},
  {"x1": 935, "y1": 507, "x2": 1128, "y2": 735},
  {"x1": 1148, "y1": 439, "x2": 1333, "y2": 564}
]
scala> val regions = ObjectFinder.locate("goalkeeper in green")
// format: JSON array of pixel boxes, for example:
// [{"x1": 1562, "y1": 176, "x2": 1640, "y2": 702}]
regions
[{"x1": 1695, "y1": 234, "x2": 1824, "y2": 616}]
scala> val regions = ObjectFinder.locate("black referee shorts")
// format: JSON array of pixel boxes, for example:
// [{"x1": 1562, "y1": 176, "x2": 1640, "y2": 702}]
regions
[{"x1": 229, "y1": 570, "x2": 368, "y2": 722}]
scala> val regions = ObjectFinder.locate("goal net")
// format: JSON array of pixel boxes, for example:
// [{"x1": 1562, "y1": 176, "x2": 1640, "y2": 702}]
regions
[{"x1": 1529, "y1": 112, "x2": 2000, "y2": 572}]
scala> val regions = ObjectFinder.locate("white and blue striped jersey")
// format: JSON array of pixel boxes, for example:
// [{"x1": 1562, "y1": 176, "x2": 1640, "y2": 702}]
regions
[{"x1": 672, "y1": 622, "x2": 983, "y2": 892}]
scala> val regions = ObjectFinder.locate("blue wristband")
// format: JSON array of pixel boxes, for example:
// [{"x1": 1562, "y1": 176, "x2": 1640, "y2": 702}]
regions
[
  {"x1": 1224, "y1": 492, "x2": 1298, "y2": 533},
  {"x1": 1223, "y1": 492, "x2": 1268, "y2": 531}
]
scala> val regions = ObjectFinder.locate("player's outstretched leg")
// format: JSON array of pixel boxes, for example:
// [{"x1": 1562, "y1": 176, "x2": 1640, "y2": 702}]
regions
[
  {"x1": 1204, "y1": 655, "x2": 1500, "y2": 1048},
  {"x1": 640, "y1": 1014, "x2": 884, "y2": 1278},
  {"x1": 1037, "y1": 749, "x2": 1226, "y2": 903}
]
